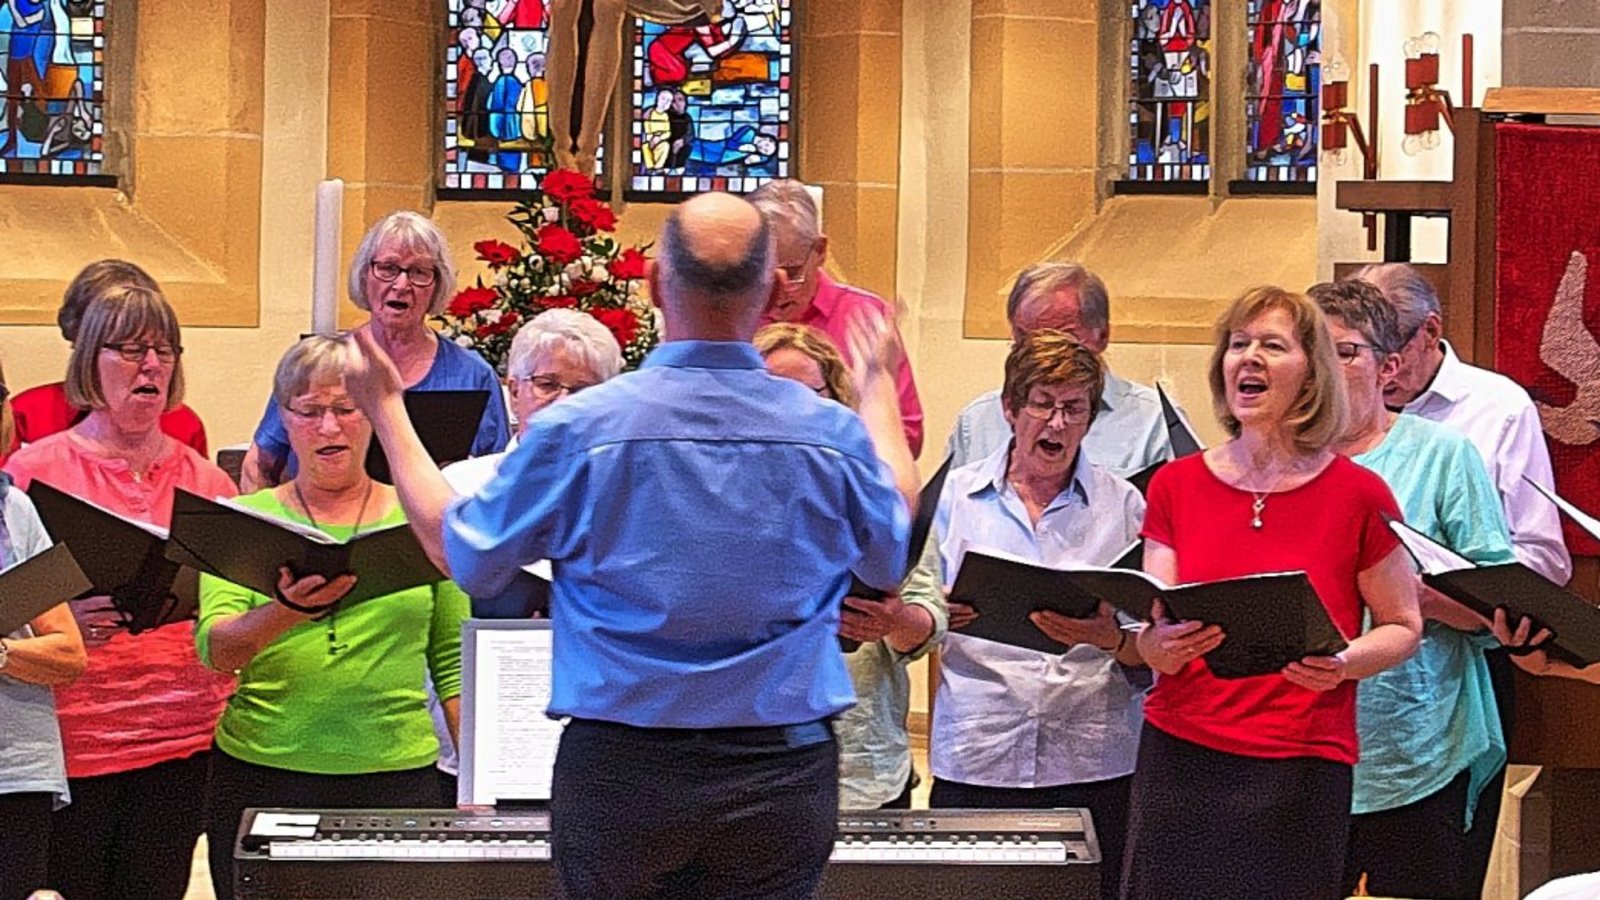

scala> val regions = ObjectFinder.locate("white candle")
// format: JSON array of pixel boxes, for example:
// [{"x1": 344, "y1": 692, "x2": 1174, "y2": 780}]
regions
[{"x1": 311, "y1": 179, "x2": 344, "y2": 336}]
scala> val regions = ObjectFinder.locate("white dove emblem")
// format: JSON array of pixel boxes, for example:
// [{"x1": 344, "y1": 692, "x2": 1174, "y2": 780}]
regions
[{"x1": 1535, "y1": 250, "x2": 1599, "y2": 446}]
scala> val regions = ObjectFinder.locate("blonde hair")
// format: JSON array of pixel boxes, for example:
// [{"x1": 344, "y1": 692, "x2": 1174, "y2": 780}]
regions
[
  {"x1": 273, "y1": 334, "x2": 357, "y2": 407},
  {"x1": 1207, "y1": 286, "x2": 1347, "y2": 453},
  {"x1": 347, "y1": 211, "x2": 457, "y2": 316},
  {"x1": 1001, "y1": 329, "x2": 1106, "y2": 423},
  {"x1": 64, "y1": 287, "x2": 186, "y2": 412},
  {"x1": 753, "y1": 323, "x2": 856, "y2": 409}
]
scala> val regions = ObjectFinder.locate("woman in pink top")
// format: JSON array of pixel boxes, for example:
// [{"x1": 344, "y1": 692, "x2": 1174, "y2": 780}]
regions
[{"x1": 6, "y1": 287, "x2": 236, "y2": 900}]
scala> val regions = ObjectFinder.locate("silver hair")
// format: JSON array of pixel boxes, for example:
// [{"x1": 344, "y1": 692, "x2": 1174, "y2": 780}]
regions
[
  {"x1": 1350, "y1": 262, "x2": 1440, "y2": 339},
  {"x1": 506, "y1": 309, "x2": 625, "y2": 382},
  {"x1": 748, "y1": 179, "x2": 820, "y2": 243},
  {"x1": 273, "y1": 334, "x2": 355, "y2": 407},
  {"x1": 1004, "y1": 261, "x2": 1110, "y2": 334},
  {"x1": 347, "y1": 211, "x2": 458, "y2": 316}
]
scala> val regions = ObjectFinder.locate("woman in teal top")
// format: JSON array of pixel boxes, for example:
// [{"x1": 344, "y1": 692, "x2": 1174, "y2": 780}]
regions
[
  {"x1": 196, "y1": 336, "x2": 468, "y2": 900},
  {"x1": 1314, "y1": 281, "x2": 1515, "y2": 900}
]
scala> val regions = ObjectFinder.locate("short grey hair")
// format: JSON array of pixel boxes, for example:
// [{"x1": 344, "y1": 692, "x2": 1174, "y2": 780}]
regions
[
  {"x1": 748, "y1": 179, "x2": 820, "y2": 243},
  {"x1": 273, "y1": 334, "x2": 356, "y2": 407},
  {"x1": 1005, "y1": 262, "x2": 1110, "y2": 334},
  {"x1": 506, "y1": 309, "x2": 625, "y2": 382},
  {"x1": 347, "y1": 211, "x2": 458, "y2": 316},
  {"x1": 1350, "y1": 262, "x2": 1439, "y2": 340}
]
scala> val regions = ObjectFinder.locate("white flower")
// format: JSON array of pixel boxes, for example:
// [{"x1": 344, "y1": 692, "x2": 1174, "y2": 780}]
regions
[
  {"x1": 455, "y1": 335, "x2": 475, "y2": 348},
  {"x1": 542, "y1": 207, "x2": 560, "y2": 223},
  {"x1": 495, "y1": 273, "x2": 509, "y2": 289},
  {"x1": 563, "y1": 261, "x2": 587, "y2": 283},
  {"x1": 481, "y1": 309, "x2": 502, "y2": 325},
  {"x1": 544, "y1": 283, "x2": 564, "y2": 297}
]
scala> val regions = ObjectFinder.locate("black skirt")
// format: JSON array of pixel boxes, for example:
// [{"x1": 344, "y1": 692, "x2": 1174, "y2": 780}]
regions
[{"x1": 1121, "y1": 723, "x2": 1352, "y2": 900}]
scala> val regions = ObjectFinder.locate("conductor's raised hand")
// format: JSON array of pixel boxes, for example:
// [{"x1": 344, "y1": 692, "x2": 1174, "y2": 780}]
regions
[
  {"x1": 1282, "y1": 652, "x2": 1348, "y2": 692},
  {"x1": 274, "y1": 566, "x2": 356, "y2": 617},
  {"x1": 843, "y1": 305, "x2": 901, "y2": 395},
  {"x1": 1134, "y1": 599, "x2": 1224, "y2": 675},
  {"x1": 342, "y1": 325, "x2": 406, "y2": 414},
  {"x1": 1030, "y1": 602, "x2": 1121, "y2": 651}
]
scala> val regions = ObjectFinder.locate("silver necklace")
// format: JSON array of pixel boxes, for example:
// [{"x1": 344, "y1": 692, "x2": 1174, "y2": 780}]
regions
[{"x1": 1250, "y1": 491, "x2": 1268, "y2": 529}]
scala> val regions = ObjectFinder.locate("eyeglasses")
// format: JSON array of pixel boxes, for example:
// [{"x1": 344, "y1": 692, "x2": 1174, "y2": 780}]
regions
[
  {"x1": 1020, "y1": 398, "x2": 1092, "y2": 423},
  {"x1": 102, "y1": 342, "x2": 182, "y2": 364},
  {"x1": 370, "y1": 260, "x2": 438, "y2": 288},
  {"x1": 1334, "y1": 341, "x2": 1381, "y2": 364},
  {"x1": 777, "y1": 244, "x2": 821, "y2": 289},
  {"x1": 285, "y1": 403, "x2": 363, "y2": 423},
  {"x1": 520, "y1": 375, "x2": 594, "y2": 398}
]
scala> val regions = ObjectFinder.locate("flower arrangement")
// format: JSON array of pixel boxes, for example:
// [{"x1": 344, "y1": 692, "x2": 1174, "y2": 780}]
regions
[{"x1": 436, "y1": 168, "x2": 658, "y2": 373}]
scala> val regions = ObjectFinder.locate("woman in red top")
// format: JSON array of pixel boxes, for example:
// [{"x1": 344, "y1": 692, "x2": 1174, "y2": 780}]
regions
[
  {"x1": 1121, "y1": 287, "x2": 1420, "y2": 900},
  {"x1": 8, "y1": 259, "x2": 208, "y2": 461},
  {"x1": 6, "y1": 287, "x2": 236, "y2": 900}
]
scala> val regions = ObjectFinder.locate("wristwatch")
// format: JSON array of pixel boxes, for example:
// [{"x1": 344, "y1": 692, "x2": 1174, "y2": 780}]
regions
[{"x1": 0, "y1": 637, "x2": 10, "y2": 671}]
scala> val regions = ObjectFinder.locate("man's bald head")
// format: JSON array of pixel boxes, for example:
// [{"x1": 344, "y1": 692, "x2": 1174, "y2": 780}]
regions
[{"x1": 654, "y1": 193, "x2": 775, "y2": 340}]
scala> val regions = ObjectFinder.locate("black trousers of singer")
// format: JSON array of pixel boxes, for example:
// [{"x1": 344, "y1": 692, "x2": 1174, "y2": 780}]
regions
[
  {"x1": 1345, "y1": 764, "x2": 1506, "y2": 900},
  {"x1": 0, "y1": 791, "x2": 52, "y2": 900},
  {"x1": 551, "y1": 717, "x2": 838, "y2": 900}
]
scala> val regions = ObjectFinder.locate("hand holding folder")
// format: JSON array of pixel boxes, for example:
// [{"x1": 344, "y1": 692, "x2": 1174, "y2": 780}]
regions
[{"x1": 841, "y1": 456, "x2": 953, "y2": 652}]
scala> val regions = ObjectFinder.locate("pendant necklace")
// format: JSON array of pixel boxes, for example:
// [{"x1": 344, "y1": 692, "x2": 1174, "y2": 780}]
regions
[
  {"x1": 1250, "y1": 491, "x2": 1268, "y2": 529},
  {"x1": 292, "y1": 478, "x2": 373, "y2": 656}
]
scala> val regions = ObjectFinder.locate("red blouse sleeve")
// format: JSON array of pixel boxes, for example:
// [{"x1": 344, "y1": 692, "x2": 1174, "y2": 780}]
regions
[{"x1": 1140, "y1": 460, "x2": 1179, "y2": 548}]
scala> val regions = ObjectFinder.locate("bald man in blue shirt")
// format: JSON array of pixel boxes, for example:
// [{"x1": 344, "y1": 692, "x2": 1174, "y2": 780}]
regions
[{"x1": 343, "y1": 192, "x2": 917, "y2": 899}]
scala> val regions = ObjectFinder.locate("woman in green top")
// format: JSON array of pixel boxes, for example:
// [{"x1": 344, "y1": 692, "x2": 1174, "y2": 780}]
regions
[{"x1": 196, "y1": 336, "x2": 469, "y2": 900}]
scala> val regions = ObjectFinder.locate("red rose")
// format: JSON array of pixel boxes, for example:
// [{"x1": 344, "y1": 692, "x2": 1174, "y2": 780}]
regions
[
  {"x1": 446, "y1": 285, "x2": 499, "y2": 318},
  {"x1": 474, "y1": 239, "x2": 519, "y2": 269},
  {"x1": 544, "y1": 295, "x2": 579, "y2": 309},
  {"x1": 608, "y1": 247, "x2": 648, "y2": 281},
  {"x1": 541, "y1": 168, "x2": 594, "y2": 204},
  {"x1": 536, "y1": 224, "x2": 584, "y2": 265},
  {"x1": 569, "y1": 197, "x2": 618, "y2": 233},
  {"x1": 570, "y1": 279, "x2": 602, "y2": 298},
  {"x1": 479, "y1": 310, "x2": 520, "y2": 337},
  {"x1": 592, "y1": 307, "x2": 640, "y2": 347}
]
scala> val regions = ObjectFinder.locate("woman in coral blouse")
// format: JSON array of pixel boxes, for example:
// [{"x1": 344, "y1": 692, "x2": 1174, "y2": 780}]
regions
[
  {"x1": 1120, "y1": 287, "x2": 1421, "y2": 900},
  {"x1": 6, "y1": 287, "x2": 236, "y2": 900}
]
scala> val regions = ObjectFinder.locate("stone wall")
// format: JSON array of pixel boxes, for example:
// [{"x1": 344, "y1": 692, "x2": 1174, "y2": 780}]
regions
[{"x1": 1504, "y1": 0, "x2": 1600, "y2": 87}]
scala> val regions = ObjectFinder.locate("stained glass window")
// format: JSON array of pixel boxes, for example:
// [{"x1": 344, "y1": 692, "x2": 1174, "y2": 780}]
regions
[
  {"x1": 627, "y1": 0, "x2": 792, "y2": 198},
  {"x1": 443, "y1": 1, "x2": 601, "y2": 193},
  {"x1": 1128, "y1": 0, "x2": 1210, "y2": 183},
  {"x1": 1245, "y1": 0, "x2": 1320, "y2": 183},
  {"x1": 0, "y1": 1, "x2": 106, "y2": 179}
]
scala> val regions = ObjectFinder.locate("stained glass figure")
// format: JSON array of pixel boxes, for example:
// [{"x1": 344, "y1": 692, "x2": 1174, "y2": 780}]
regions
[
  {"x1": 627, "y1": 0, "x2": 792, "y2": 198},
  {"x1": 443, "y1": 0, "x2": 599, "y2": 192},
  {"x1": 1245, "y1": 0, "x2": 1319, "y2": 183},
  {"x1": 1127, "y1": 0, "x2": 1211, "y2": 183},
  {"x1": 0, "y1": 0, "x2": 106, "y2": 178}
]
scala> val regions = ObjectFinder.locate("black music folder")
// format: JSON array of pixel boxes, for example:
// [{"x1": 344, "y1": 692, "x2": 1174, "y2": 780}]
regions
[
  {"x1": 366, "y1": 390, "x2": 490, "y2": 484},
  {"x1": 949, "y1": 551, "x2": 1346, "y2": 677},
  {"x1": 165, "y1": 489, "x2": 446, "y2": 606},
  {"x1": 27, "y1": 480, "x2": 195, "y2": 633},
  {"x1": 1390, "y1": 518, "x2": 1600, "y2": 668},
  {"x1": 841, "y1": 456, "x2": 954, "y2": 651},
  {"x1": 0, "y1": 543, "x2": 94, "y2": 636},
  {"x1": 1127, "y1": 383, "x2": 1204, "y2": 495}
]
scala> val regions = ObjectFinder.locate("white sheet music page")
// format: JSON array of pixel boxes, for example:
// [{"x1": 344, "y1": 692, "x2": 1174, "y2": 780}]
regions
[{"x1": 462, "y1": 622, "x2": 563, "y2": 806}]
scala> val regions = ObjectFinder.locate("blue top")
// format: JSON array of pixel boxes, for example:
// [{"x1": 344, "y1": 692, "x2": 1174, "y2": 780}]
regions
[
  {"x1": 443, "y1": 340, "x2": 910, "y2": 728},
  {"x1": 0, "y1": 487, "x2": 70, "y2": 808},
  {"x1": 1351, "y1": 414, "x2": 1515, "y2": 826},
  {"x1": 253, "y1": 337, "x2": 510, "y2": 476}
]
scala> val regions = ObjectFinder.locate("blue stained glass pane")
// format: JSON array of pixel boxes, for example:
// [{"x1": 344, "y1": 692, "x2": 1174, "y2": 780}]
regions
[
  {"x1": 629, "y1": 0, "x2": 794, "y2": 198},
  {"x1": 441, "y1": 0, "x2": 602, "y2": 193},
  {"x1": 1245, "y1": 0, "x2": 1320, "y2": 182},
  {"x1": 1127, "y1": 0, "x2": 1212, "y2": 183},
  {"x1": 0, "y1": 0, "x2": 107, "y2": 178}
]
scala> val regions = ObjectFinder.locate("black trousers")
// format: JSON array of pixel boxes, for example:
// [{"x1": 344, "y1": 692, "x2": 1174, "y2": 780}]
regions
[
  {"x1": 206, "y1": 747, "x2": 444, "y2": 900},
  {"x1": 0, "y1": 792, "x2": 52, "y2": 900},
  {"x1": 47, "y1": 750, "x2": 210, "y2": 900},
  {"x1": 930, "y1": 775, "x2": 1131, "y2": 900},
  {"x1": 1345, "y1": 764, "x2": 1506, "y2": 900},
  {"x1": 551, "y1": 717, "x2": 838, "y2": 900}
]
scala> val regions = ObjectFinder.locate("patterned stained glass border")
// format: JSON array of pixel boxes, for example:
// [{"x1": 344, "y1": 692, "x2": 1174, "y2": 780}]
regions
[
  {"x1": 626, "y1": 0, "x2": 793, "y2": 198},
  {"x1": 1245, "y1": 0, "x2": 1319, "y2": 183},
  {"x1": 1127, "y1": 0, "x2": 1211, "y2": 183},
  {"x1": 441, "y1": 0, "x2": 601, "y2": 195},
  {"x1": 0, "y1": 1, "x2": 107, "y2": 178}
]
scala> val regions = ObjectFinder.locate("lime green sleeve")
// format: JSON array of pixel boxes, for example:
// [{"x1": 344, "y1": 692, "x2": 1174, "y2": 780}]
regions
[
  {"x1": 196, "y1": 570, "x2": 267, "y2": 671},
  {"x1": 427, "y1": 579, "x2": 471, "y2": 701}
]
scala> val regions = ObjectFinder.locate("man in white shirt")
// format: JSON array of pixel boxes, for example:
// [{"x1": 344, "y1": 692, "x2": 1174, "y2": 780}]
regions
[{"x1": 945, "y1": 262, "x2": 1178, "y2": 476}]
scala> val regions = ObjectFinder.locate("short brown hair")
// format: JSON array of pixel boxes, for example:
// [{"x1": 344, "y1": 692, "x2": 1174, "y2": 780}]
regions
[
  {"x1": 753, "y1": 323, "x2": 856, "y2": 409},
  {"x1": 1207, "y1": 286, "x2": 1346, "y2": 452},
  {"x1": 64, "y1": 287, "x2": 186, "y2": 412},
  {"x1": 59, "y1": 259, "x2": 160, "y2": 343},
  {"x1": 1001, "y1": 329, "x2": 1106, "y2": 423}
]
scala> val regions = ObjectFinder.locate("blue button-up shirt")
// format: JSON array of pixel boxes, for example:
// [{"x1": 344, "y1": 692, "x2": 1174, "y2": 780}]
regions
[{"x1": 443, "y1": 341, "x2": 910, "y2": 728}]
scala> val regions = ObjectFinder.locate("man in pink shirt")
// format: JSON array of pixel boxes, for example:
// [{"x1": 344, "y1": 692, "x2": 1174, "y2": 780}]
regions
[{"x1": 751, "y1": 180, "x2": 925, "y2": 457}]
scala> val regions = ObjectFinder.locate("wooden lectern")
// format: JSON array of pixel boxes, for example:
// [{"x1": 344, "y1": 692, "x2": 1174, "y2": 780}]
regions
[{"x1": 1336, "y1": 87, "x2": 1600, "y2": 882}]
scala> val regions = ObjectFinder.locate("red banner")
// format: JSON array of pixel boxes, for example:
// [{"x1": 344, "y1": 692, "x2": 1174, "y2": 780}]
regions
[{"x1": 1494, "y1": 122, "x2": 1600, "y2": 555}]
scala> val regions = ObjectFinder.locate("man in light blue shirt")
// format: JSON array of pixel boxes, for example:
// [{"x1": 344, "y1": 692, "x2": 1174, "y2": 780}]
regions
[
  {"x1": 947, "y1": 262, "x2": 1178, "y2": 477},
  {"x1": 344, "y1": 192, "x2": 915, "y2": 900}
]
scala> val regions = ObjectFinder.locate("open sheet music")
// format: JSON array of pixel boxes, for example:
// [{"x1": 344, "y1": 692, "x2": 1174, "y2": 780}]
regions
[
  {"x1": 366, "y1": 390, "x2": 490, "y2": 484},
  {"x1": 0, "y1": 543, "x2": 94, "y2": 636},
  {"x1": 459, "y1": 619, "x2": 563, "y2": 806},
  {"x1": 1127, "y1": 383, "x2": 1204, "y2": 495}
]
